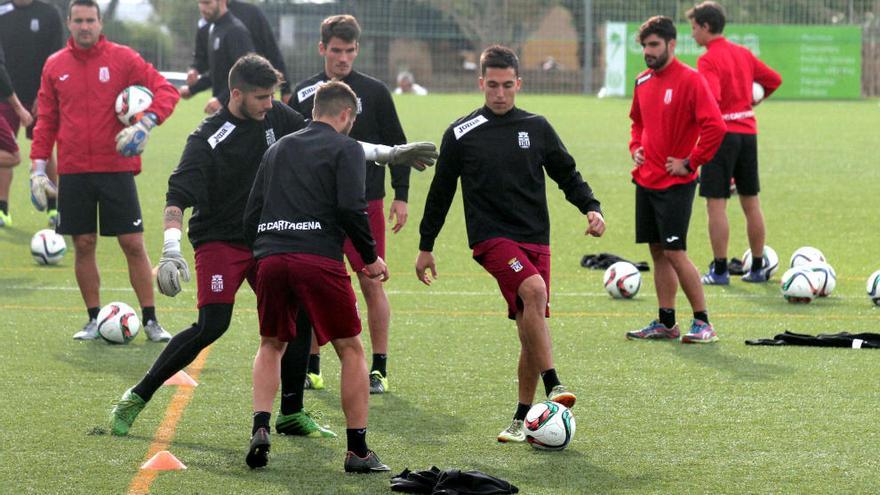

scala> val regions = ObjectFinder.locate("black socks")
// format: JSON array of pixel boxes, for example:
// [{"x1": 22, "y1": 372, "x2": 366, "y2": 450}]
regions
[
  {"x1": 87, "y1": 306, "x2": 100, "y2": 321},
  {"x1": 307, "y1": 354, "x2": 320, "y2": 375},
  {"x1": 142, "y1": 306, "x2": 157, "y2": 324},
  {"x1": 346, "y1": 428, "x2": 368, "y2": 457},
  {"x1": 371, "y1": 354, "x2": 387, "y2": 377},
  {"x1": 541, "y1": 368, "x2": 561, "y2": 397},
  {"x1": 659, "y1": 308, "x2": 676, "y2": 329},
  {"x1": 713, "y1": 258, "x2": 728, "y2": 275},
  {"x1": 514, "y1": 402, "x2": 531, "y2": 421},
  {"x1": 252, "y1": 411, "x2": 271, "y2": 435}
]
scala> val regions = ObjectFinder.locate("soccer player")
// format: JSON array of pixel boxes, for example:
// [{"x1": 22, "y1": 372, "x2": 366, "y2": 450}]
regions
[
  {"x1": 0, "y1": 41, "x2": 34, "y2": 226},
  {"x1": 188, "y1": 0, "x2": 292, "y2": 103},
  {"x1": 0, "y1": 0, "x2": 63, "y2": 227},
  {"x1": 243, "y1": 80, "x2": 390, "y2": 473},
  {"x1": 415, "y1": 45, "x2": 606, "y2": 443},
  {"x1": 29, "y1": 0, "x2": 179, "y2": 341},
  {"x1": 288, "y1": 15, "x2": 409, "y2": 396},
  {"x1": 687, "y1": 1, "x2": 783, "y2": 285},
  {"x1": 179, "y1": 0, "x2": 254, "y2": 114},
  {"x1": 625, "y1": 16, "x2": 726, "y2": 343},
  {"x1": 108, "y1": 55, "x2": 437, "y2": 438}
]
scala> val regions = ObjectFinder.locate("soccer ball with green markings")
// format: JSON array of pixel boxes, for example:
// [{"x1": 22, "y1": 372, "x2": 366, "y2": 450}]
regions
[{"x1": 524, "y1": 401, "x2": 576, "y2": 451}]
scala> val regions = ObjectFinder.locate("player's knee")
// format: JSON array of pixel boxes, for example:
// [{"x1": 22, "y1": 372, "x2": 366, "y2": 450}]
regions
[
  {"x1": 197, "y1": 304, "x2": 233, "y2": 346},
  {"x1": 117, "y1": 234, "x2": 147, "y2": 257},
  {"x1": 73, "y1": 234, "x2": 98, "y2": 253},
  {"x1": 518, "y1": 276, "x2": 547, "y2": 306},
  {"x1": 332, "y1": 336, "x2": 364, "y2": 360}
]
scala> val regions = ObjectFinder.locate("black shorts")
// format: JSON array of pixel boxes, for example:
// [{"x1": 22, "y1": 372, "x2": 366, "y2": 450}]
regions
[
  {"x1": 635, "y1": 181, "x2": 696, "y2": 251},
  {"x1": 699, "y1": 133, "x2": 759, "y2": 198},
  {"x1": 56, "y1": 172, "x2": 144, "y2": 236}
]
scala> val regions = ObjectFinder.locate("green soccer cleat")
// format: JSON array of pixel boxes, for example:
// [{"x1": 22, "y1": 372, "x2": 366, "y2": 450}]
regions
[
  {"x1": 304, "y1": 372, "x2": 324, "y2": 390},
  {"x1": 0, "y1": 210, "x2": 11, "y2": 227},
  {"x1": 47, "y1": 209, "x2": 59, "y2": 228},
  {"x1": 275, "y1": 410, "x2": 337, "y2": 438},
  {"x1": 369, "y1": 371, "x2": 388, "y2": 395},
  {"x1": 497, "y1": 419, "x2": 526, "y2": 443},
  {"x1": 547, "y1": 385, "x2": 576, "y2": 409},
  {"x1": 110, "y1": 388, "x2": 146, "y2": 436}
]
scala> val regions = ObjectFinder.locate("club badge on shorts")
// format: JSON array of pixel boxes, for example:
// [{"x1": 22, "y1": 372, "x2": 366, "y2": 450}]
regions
[
  {"x1": 508, "y1": 257, "x2": 524, "y2": 273},
  {"x1": 211, "y1": 274, "x2": 224, "y2": 293},
  {"x1": 99, "y1": 66, "x2": 110, "y2": 83}
]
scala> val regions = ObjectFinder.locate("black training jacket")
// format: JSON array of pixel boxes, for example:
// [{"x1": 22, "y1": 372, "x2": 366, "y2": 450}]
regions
[
  {"x1": 191, "y1": 0, "x2": 291, "y2": 96},
  {"x1": 289, "y1": 70, "x2": 409, "y2": 202},
  {"x1": 419, "y1": 106, "x2": 602, "y2": 251},
  {"x1": 244, "y1": 121, "x2": 376, "y2": 263},
  {"x1": 0, "y1": 0, "x2": 64, "y2": 105},
  {"x1": 188, "y1": 12, "x2": 254, "y2": 102},
  {"x1": 166, "y1": 101, "x2": 306, "y2": 248}
]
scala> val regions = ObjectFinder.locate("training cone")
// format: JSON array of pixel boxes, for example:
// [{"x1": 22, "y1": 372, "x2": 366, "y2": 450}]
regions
[
  {"x1": 141, "y1": 450, "x2": 187, "y2": 471},
  {"x1": 162, "y1": 370, "x2": 199, "y2": 387}
]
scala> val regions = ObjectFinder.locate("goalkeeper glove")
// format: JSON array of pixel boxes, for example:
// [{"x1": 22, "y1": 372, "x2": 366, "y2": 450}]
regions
[
  {"x1": 368, "y1": 142, "x2": 438, "y2": 171},
  {"x1": 115, "y1": 112, "x2": 157, "y2": 157},
  {"x1": 29, "y1": 159, "x2": 57, "y2": 212},
  {"x1": 156, "y1": 228, "x2": 191, "y2": 297}
]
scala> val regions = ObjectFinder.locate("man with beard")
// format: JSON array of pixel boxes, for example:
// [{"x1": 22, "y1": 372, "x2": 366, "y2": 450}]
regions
[{"x1": 625, "y1": 16, "x2": 725, "y2": 343}]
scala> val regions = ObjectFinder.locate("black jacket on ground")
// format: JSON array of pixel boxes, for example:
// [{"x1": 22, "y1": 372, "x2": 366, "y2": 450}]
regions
[
  {"x1": 191, "y1": 0, "x2": 290, "y2": 96},
  {"x1": 419, "y1": 106, "x2": 602, "y2": 251},
  {"x1": 244, "y1": 121, "x2": 376, "y2": 263},
  {"x1": 289, "y1": 70, "x2": 409, "y2": 202},
  {"x1": 166, "y1": 101, "x2": 306, "y2": 248},
  {"x1": 0, "y1": 0, "x2": 64, "y2": 105},
  {"x1": 188, "y1": 11, "x2": 254, "y2": 102}
]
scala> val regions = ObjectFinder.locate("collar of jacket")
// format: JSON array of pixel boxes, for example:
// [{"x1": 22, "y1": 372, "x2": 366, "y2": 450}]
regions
[{"x1": 67, "y1": 34, "x2": 107, "y2": 61}]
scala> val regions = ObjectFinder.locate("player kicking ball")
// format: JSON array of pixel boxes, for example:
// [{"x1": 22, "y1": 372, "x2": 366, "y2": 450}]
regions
[
  {"x1": 243, "y1": 81, "x2": 389, "y2": 472},
  {"x1": 415, "y1": 45, "x2": 605, "y2": 443}
]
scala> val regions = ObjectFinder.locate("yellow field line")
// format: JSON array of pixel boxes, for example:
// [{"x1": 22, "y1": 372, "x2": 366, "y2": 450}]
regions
[{"x1": 126, "y1": 347, "x2": 212, "y2": 495}]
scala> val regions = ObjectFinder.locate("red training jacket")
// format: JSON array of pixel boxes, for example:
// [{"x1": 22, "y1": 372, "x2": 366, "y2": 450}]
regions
[
  {"x1": 628, "y1": 58, "x2": 726, "y2": 191},
  {"x1": 31, "y1": 35, "x2": 179, "y2": 175},
  {"x1": 698, "y1": 36, "x2": 782, "y2": 134}
]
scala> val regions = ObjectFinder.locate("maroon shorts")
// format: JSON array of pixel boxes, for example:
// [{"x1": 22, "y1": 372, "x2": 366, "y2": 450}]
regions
[
  {"x1": 473, "y1": 238, "x2": 551, "y2": 320},
  {"x1": 194, "y1": 242, "x2": 257, "y2": 308},
  {"x1": 255, "y1": 253, "x2": 362, "y2": 344},
  {"x1": 343, "y1": 199, "x2": 385, "y2": 272},
  {"x1": 0, "y1": 102, "x2": 18, "y2": 154}
]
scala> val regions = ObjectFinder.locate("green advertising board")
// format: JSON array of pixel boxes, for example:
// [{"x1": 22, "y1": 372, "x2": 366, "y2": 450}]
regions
[{"x1": 602, "y1": 23, "x2": 862, "y2": 99}]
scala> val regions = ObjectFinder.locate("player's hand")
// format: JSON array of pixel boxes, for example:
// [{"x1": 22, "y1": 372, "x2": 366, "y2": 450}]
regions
[
  {"x1": 586, "y1": 211, "x2": 605, "y2": 237},
  {"x1": 632, "y1": 147, "x2": 645, "y2": 166},
  {"x1": 382, "y1": 142, "x2": 438, "y2": 171},
  {"x1": 156, "y1": 229, "x2": 191, "y2": 297},
  {"x1": 204, "y1": 97, "x2": 222, "y2": 114},
  {"x1": 178, "y1": 85, "x2": 192, "y2": 99},
  {"x1": 362, "y1": 256, "x2": 389, "y2": 282},
  {"x1": 415, "y1": 251, "x2": 437, "y2": 286},
  {"x1": 15, "y1": 106, "x2": 34, "y2": 128},
  {"x1": 115, "y1": 114, "x2": 157, "y2": 157},
  {"x1": 665, "y1": 156, "x2": 690, "y2": 176},
  {"x1": 185, "y1": 68, "x2": 199, "y2": 86},
  {"x1": 29, "y1": 165, "x2": 57, "y2": 212},
  {"x1": 388, "y1": 200, "x2": 408, "y2": 233}
]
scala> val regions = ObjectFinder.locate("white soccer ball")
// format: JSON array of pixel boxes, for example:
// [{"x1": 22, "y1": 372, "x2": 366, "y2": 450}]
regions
[
  {"x1": 752, "y1": 82, "x2": 765, "y2": 104},
  {"x1": 602, "y1": 261, "x2": 641, "y2": 299},
  {"x1": 524, "y1": 401, "x2": 576, "y2": 451},
  {"x1": 30, "y1": 229, "x2": 66, "y2": 265},
  {"x1": 780, "y1": 267, "x2": 820, "y2": 303},
  {"x1": 789, "y1": 246, "x2": 826, "y2": 268},
  {"x1": 97, "y1": 302, "x2": 141, "y2": 344},
  {"x1": 115, "y1": 85, "x2": 153, "y2": 125},
  {"x1": 801, "y1": 261, "x2": 836, "y2": 297},
  {"x1": 867, "y1": 270, "x2": 880, "y2": 307},
  {"x1": 742, "y1": 246, "x2": 779, "y2": 279}
]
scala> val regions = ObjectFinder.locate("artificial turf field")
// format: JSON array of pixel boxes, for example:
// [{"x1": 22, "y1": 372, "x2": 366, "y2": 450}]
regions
[{"x1": 0, "y1": 93, "x2": 878, "y2": 494}]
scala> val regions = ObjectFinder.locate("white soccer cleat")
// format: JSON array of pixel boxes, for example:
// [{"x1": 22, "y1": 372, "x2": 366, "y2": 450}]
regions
[
  {"x1": 73, "y1": 319, "x2": 99, "y2": 340},
  {"x1": 143, "y1": 320, "x2": 171, "y2": 342}
]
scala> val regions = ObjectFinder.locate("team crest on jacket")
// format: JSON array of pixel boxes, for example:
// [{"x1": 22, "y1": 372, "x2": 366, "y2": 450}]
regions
[
  {"x1": 508, "y1": 257, "x2": 524, "y2": 273},
  {"x1": 99, "y1": 67, "x2": 110, "y2": 83},
  {"x1": 213, "y1": 37, "x2": 221, "y2": 50},
  {"x1": 31, "y1": 18, "x2": 40, "y2": 32},
  {"x1": 265, "y1": 128, "x2": 276, "y2": 146},
  {"x1": 518, "y1": 131, "x2": 530, "y2": 149},
  {"x1": 664, "y1": 88, "x2": 673, "y2": 104},
  {"x1": 356, "y1": 97, "x2": 363, "y2": 115}
]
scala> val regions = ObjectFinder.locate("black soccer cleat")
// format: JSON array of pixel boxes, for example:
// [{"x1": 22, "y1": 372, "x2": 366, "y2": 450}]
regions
[
  {"x1": 246, "y1": 427, "x2": 271, "y2": 469},
  {"x1": 344, "y1": 449, "x2": 390, "y2": 473}
]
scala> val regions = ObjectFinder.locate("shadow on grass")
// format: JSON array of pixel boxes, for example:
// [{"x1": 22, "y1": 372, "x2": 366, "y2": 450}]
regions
[
  {"x1": 0, "y1": 225, "x2": 33, "y2": 246},
  {"x1": 667, "y1": 344, "x2": 794, "y2": 381},
  {"x1": 55, "y1": 340, "x2": 168, "y2": 380}
]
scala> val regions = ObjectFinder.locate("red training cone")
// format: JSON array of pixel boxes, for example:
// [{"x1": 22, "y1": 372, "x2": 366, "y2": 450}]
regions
[
  {"x1": 162, "y1": 370, "x2": 199, "y2": 387},
  {"x1": 141, "y1": 450, "x2": 187, "y2": 471}
]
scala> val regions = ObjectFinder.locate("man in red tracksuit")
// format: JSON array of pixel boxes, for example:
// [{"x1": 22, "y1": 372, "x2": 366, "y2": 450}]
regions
[
  {"x1": 30, "y1": 0, "x2": 180, "y2": 341},
  {"x1": 626, "y1": 16, "x2": 726, "y2": 344},
  {"x1": 688, "y1": 1, "x2": 783, "y2": 285}
]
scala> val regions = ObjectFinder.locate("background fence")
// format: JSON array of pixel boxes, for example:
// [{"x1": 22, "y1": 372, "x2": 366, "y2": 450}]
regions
[{"x1": 39, "y1": 0, "x2": 880, "y2": 96}]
